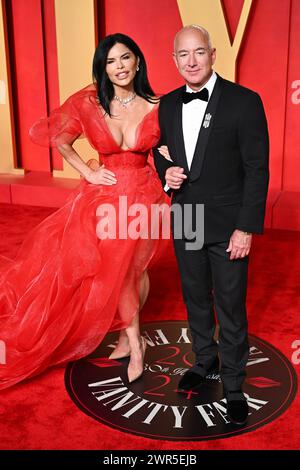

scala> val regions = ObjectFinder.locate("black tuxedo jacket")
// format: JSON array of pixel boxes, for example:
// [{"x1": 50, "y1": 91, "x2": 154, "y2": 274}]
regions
[{"x1": 153, "y1": 75, "x2": 269, "y2": 244}]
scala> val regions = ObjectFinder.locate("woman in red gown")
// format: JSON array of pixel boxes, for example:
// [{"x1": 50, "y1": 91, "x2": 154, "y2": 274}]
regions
[{"x1": 0, "y1": 33, "x2": 168, "y2": 389}]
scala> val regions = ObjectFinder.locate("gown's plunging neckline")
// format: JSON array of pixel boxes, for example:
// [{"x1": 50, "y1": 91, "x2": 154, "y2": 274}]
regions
[{"x1": 101, "y1": 104, "x2": 158, "y2": 152}]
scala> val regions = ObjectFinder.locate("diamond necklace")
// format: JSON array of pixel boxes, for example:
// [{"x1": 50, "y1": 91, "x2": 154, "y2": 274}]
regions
[{"x1": 113, "y1": 92, "x2": 137, "y2": 107}]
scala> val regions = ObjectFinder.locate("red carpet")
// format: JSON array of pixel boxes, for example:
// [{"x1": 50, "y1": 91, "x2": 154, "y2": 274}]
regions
[{"x1": 0, "y1": 202, "x2": 299, "y2": 450}]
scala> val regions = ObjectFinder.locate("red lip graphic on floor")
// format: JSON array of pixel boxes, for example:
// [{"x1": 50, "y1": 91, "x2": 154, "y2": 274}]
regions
[{"x1": 87, "y1": 358, "x2": 123, "y2": 368}]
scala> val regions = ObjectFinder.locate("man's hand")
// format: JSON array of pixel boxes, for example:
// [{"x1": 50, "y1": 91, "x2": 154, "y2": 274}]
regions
[
  {"x1": 226, "y1": 229, "x2": 252, "y2": 260},
  {"x1": 165, "y1": 166, "x2": 187, "y2": 190}
]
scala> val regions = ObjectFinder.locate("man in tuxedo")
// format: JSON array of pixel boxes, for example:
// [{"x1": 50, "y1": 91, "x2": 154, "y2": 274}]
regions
[{"x1": 153, "y1": 25, "x2": 269, "y2": 425}]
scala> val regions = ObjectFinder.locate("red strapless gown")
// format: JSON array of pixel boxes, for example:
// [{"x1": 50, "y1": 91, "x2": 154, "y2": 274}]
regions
[{"x1": 0, "y1": 85, "x2": 168, "y2": 389}]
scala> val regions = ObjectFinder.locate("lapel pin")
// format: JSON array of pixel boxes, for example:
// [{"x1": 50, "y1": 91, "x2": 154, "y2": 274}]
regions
[{"x1": 203, "y1": 113, "x2": 212, "y2": 129}]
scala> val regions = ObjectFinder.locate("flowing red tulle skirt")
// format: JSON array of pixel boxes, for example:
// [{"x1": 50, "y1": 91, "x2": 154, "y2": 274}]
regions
[{"x1": 0, "y1": 158, "x2": 168, "y2": 389}]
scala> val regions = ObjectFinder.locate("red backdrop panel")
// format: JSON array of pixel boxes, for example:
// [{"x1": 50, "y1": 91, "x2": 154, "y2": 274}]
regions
[
  {"x1": 41, "y1": 0, "x2": 61, "y2": 171},
  {"x1": 221, "y1": 0, "x2": 245, "y2": 42},
  {"x1": 283, "y1": 0, "x2": 300, "y2": 191},
  {"x1": 8, "y1": 0, "x2": 50, "y2": 171},
  {"x1": 238, "y1": 0, "x2": 291, "y2": 191},
  {"x1": 103, "y1": 0, "x2": 183, "y2": 95}
]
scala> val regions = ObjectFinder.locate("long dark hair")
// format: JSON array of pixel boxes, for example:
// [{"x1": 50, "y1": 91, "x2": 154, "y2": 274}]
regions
[{"x1": 92, "y1": 33, "x2": 157, "y2": 116}]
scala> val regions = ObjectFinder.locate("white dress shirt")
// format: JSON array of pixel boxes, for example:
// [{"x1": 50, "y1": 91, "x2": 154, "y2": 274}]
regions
[
  {"x1": 183, "y1": 71, "x2": 217, "y2": 169},
  {"x1": 164, "y1": 71, "x2": 217, "y2": 192}
]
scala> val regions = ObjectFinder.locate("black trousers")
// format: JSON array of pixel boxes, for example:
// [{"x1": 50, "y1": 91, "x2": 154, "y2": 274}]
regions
[{"x1": 173, "y1": 238, "x2": 249, "y2": 391}]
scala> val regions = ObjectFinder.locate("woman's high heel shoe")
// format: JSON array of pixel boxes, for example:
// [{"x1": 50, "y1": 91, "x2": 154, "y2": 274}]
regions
[{"x1": 127, "y1": 337, "x2": 147, "y2": 383}]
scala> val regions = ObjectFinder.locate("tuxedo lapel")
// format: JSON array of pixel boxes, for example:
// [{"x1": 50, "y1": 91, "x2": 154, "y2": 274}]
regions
[
  {"x1": 172, "y1": 89, "x2": 190, "y2": 175},
  {"x1": 189, "y1": 76, "x2": 224, "y2": 182}
]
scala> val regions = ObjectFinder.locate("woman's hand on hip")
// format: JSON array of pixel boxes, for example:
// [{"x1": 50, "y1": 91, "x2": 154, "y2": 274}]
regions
[{"x1": 86, "y1": 164, "x2": 117, "y2": 185}]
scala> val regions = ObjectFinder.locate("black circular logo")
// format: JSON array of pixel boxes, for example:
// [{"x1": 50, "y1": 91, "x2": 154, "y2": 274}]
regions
[{"x1": 65, "y1": 321, "x2": 297, "y2": 440}]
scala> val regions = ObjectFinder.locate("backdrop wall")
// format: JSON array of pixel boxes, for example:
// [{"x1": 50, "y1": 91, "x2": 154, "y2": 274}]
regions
[{"x1": 0, "y1": 0, "x2": 299, "y2": 229}]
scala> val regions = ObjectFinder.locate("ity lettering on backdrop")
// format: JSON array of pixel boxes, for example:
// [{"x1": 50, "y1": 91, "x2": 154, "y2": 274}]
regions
[{"x1": 177, "y1": 0, "x2": 253, "y2": 81}]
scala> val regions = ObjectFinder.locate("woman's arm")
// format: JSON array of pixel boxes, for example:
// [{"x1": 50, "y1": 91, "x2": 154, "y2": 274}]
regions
[{"x1": 57, "y1": 143, "x2": 117, "y2": 186}]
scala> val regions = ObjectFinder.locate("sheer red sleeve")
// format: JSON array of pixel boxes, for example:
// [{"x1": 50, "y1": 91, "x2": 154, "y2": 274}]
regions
[{"x1": 29, "y1": 92, "x2": 84, "y2": 148}]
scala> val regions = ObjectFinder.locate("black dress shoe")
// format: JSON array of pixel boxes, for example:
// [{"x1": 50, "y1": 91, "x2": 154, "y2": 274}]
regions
[
  {"x1": 178, "y1": 356, "x2": 220, "y2": 391},
  {"x1": 225, "y1": 390, "x2": 249, "y2": 425},
  {"x1": 177, "y1": 370, "x2": 205, "y2": 391}
]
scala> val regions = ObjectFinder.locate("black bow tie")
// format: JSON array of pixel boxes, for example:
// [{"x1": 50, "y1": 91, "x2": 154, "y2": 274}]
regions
[{"x1": 182, "y1": 88, "x2": 209, "y2": 104}]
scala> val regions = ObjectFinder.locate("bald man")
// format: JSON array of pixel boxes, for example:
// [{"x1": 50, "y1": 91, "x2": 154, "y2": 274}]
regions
[{"x1": 154, "y1": 25, "x2": 269, "y2": 425}]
